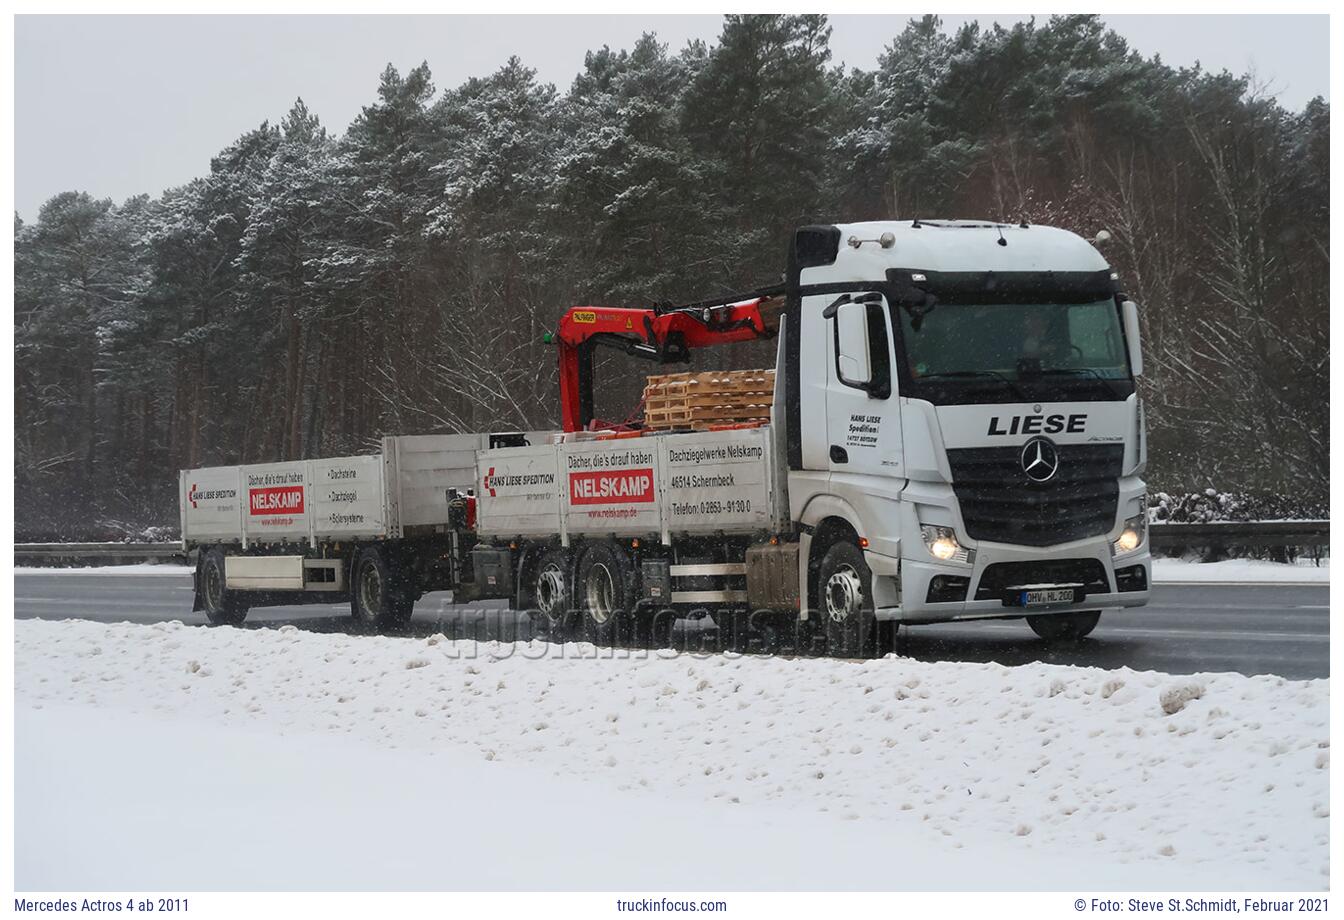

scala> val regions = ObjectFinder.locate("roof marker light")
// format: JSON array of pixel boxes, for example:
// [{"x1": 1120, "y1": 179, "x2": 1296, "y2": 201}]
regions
[{"x1": 911, "y1": 273, "x2": 927, "y2": 282}]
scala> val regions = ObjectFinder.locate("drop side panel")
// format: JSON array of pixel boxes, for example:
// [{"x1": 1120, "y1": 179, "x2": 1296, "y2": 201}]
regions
[
  {"x1": 562, "y1": 439, "x2": 662, "y2": 537},
  {"x1": 476, "y1": 443, "x2": 563, "y2": 537},
  {"x1": 309, "y1": 455, "x2": 387, "y2": 540},
  {"x1": 660, "y1": 428, "x2": 775, "y2": 535},
  {"x1": 241, "y1": 461, "x2": 310, "y2": 541},
  {"x1": 181, "y1": 466, "x2": 244, "y2": 544}
]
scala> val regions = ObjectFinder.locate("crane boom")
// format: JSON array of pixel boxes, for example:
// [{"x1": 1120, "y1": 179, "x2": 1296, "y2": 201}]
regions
[{"x1": 554, "y1": 287, "x2": 784, "y2": 432}]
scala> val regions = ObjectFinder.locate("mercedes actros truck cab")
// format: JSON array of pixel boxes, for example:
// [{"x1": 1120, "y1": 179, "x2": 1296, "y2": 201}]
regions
[{"x1": 781, "y1": 219, "x2": 1149, "y2": 650}]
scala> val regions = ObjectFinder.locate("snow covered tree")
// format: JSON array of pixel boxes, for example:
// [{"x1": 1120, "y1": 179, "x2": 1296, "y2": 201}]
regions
[{"x1": 12, "y1": 15, "x2": 1331, "y2": 536}]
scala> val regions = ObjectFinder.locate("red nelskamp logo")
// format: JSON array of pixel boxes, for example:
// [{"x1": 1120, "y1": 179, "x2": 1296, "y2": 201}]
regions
[
  {"x1": 569, "y1": 468, "x2": 655, "y2": 505},
  {"x1": 249, "y1": 485, "x2": 305, "y2": 515}
]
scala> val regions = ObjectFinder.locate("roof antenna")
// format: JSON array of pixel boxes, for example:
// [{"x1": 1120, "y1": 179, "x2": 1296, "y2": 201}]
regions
[
  {"x1": 911, "y1": 218, "x2": 922, "y2": 229},
  {"x1": 996, "y1": 224, "x2": 1008, "y2": 247}
]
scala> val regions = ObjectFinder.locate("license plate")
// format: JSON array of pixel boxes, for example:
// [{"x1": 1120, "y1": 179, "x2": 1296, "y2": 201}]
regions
[{"x1": 1011, "y1": 588, "x2": 1078, "y2": 607}]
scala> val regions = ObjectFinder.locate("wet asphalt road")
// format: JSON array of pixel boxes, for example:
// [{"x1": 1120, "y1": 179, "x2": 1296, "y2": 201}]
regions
[{"x1": 13, "y1": 570, "x2": 1329, "y2": 680}]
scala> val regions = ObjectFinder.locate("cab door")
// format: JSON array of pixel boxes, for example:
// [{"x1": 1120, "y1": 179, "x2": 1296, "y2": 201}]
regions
[{"x1": 825, "y1": 294, "x2": 903, "y2": 477}]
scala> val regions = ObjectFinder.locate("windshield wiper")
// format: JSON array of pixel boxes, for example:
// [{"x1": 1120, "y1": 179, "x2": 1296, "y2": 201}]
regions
[{"x1": 918, "y1": 370, "x2": 1031, "y2": 401}]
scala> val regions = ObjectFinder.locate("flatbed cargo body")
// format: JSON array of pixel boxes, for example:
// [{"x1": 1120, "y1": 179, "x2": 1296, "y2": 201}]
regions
[
  {"x1": 477, "y1": 426, "x2": 785, "y2": 542},
  {"x1": 181, "y1": 434, "x2": 533, "y2": 546}
]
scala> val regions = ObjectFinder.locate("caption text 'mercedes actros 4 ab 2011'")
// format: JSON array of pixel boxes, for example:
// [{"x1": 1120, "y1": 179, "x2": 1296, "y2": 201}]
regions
[{"x1": 180, "y1": 219, "x2": 1150, "y2": 658}]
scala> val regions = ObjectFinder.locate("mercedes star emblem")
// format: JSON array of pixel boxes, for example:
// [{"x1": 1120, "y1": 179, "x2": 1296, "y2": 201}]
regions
[{"x1": 1020, "y1": 436, "x2": 1060, "y2": 483}]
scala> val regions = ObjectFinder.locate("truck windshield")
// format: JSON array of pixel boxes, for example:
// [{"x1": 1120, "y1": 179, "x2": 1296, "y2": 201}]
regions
[{"x1": 898, "y1": 299, "x2": 1131, "y2": 385}]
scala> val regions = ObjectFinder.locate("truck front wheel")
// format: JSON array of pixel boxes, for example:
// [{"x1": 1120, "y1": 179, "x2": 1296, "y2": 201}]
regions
[
  {"x1": 200, "y1": 547, "x2": 248, "y2": 627},
  {"x1": 817, "y1": 541, "x2": 878, "y2": 659},
  {"x1": 1027, "y1": 611, "x2": 1101, "y2": 642},
  {"x1": 351, "y1": 546, "x2": 414, "y2": 632}
]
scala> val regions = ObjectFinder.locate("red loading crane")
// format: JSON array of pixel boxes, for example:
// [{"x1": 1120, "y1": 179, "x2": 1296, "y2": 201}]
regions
[{"x1": 551, "y1": 286, "x2": 785, "y2": 433}]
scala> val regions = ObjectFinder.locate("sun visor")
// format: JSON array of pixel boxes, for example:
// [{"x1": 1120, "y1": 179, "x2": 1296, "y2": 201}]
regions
[{"x1": 885, "y1": 268, "x2": 1117, "y2": 305}]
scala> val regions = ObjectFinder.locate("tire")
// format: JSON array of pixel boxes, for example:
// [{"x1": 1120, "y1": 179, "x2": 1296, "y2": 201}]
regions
[
  {"x1": 529, "y1": 547, "x2": 574, "y2": 643},
  {"x1": 1027, "y1": 610, "x2": 1101, "y2": 642},
  {"x1": 817, "y1": 540, "x2": 879, "y2": 659},
  {"x1": 351, "y1": 546, "x2": 414, "y2": 632},
  {"x1": 199, "y1": 547, "x2": 248, "y2": 627},
  {"x1": 575, "y1": 541, "x2": 640, "y2": 647}
]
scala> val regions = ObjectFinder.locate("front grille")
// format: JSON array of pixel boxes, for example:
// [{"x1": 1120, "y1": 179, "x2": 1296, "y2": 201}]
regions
[
  {"x1": 974, "y1": 559, "x2": 1111, "y2": 601},
  {"x1": 947, "y1": 443, "x2": 1123, "y2": 546}
]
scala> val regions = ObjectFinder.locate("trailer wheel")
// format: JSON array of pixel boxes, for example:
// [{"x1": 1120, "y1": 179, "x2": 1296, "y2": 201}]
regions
[
  {"x1": 351, "y1": 546, "x2": 414, "y2": 632},
  {"x1": 200, "y1": 547, "x2": 248, "y2": 627},
  {"x1": 529, "y1": 547, "x2": 574, "y2": 643},
  {"x1": 575, "y1": 541, "x2": 639, "y2": 647},
  {"x1": 817, "y1": 540, "x2": 878, "y2": 659},
  {"x1": 1027, "y1": 610, "x2": 1101, "y2": 642}
]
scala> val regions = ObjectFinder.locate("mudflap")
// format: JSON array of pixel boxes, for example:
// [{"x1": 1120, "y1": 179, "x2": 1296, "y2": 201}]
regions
[{"x1": 191, "y1": 555, "x2": 204, "y2": 612}]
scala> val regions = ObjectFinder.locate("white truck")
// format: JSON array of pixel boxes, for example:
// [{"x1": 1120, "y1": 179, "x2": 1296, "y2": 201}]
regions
[{"x1": 181, "y1": 219, "x2": 1151, "y2": 657}]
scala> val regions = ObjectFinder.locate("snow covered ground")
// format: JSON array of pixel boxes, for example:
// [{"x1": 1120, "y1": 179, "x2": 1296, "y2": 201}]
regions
[
  {"x1": 1152, "y1": 557, "x2": 1329, "y2": 584},
  {"x1": 15, "y1": 618, "x2": 1328, "y2": 890}
]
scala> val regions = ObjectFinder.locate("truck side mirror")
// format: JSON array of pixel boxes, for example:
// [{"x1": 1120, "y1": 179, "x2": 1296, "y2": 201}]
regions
[
  {"x1": 835, "y1": 301, "x2": 873, "y2": 386},
  {"x1": 1121, "y1": 299, "x2": 1143, "y2": 377}
]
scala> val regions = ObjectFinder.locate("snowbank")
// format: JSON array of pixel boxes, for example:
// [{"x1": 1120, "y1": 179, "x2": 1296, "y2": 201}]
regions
[
  {"x1": 15, "y1": 619, "x2": 1327, "y2": 890},
  {"x1": 1152, "y1": 557, "x2": 1329, "y2": 584}
]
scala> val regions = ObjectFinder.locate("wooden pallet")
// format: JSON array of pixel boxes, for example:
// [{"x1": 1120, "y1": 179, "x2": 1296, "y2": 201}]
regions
[{"x1": 643, "y1": 368, "x2": 775, "y2": 430}]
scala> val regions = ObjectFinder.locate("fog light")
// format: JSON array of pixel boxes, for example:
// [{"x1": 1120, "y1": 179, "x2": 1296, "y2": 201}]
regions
[
  {"x1": 920, "y1": 525, "x2": 973, "y2": 565},
  {"x1": 1113, "y1": 515, "x2": 1146, "y2": 555}
]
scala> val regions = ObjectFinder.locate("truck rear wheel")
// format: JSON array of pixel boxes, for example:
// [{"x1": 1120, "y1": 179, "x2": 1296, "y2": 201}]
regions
[
  {"x1": 1027, "y1": 610, "x2": 1101, "y2": 642},
  {"x1": 817, "y1": 541, "x2": 878, "y2": 659},
  {"x1": 351, "y1": 546, "x2": 414, "y2": 632},
  {"x1": 200, "y1": 547, "x2": 248, "y2": 627},
  {"x1": 575, "y1": 541, "x2": 640, "y2": 647},
  {"x1": 529, "y1": 547, "x2": 573, "y2": 643}
]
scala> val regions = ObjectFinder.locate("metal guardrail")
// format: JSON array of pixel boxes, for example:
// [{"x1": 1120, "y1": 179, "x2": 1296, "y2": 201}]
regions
[
  {"x1": 14, "y1": 542, "x2": 191, "y2": 561},
  {"x1": 1148, "y1": 520, "x2": 1329, "y2": 551},
  {"x1": 12, "y1": 522, "x2": 1329, "y2": 565}
]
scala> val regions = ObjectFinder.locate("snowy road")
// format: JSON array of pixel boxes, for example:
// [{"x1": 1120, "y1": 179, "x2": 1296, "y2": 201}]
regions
[{"x1": 13, "y1": 568, "x2": 1329, "y2": 679}]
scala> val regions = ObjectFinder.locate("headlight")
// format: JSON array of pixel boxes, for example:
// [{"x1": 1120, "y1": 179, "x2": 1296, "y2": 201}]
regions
[
  {"x1": 920, "y1": 524, "x2": 974, "y2": 564},
  {"x1": 1113, "y1": 514, "x2": 1146, "y2": 555}
]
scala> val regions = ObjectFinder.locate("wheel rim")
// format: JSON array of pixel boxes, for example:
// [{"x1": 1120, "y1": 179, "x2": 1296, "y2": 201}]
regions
[
  {"x1": 536, "y1": 562, "x2": 566, "y2": 616},
  {"x1": 585, "y1": 562, "x2": 615, "y2": 625},
  {"x1": 204, "y1": 561, "x2": 224, "y2": 609},
  {"x1": 359, "y1": 561, "x2": 382, "y2": 618},
  {"x1": 825, "y1": 564, "x2": 864, "y2": 623}
]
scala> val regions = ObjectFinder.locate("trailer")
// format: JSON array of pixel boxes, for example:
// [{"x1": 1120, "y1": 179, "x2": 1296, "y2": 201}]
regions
[
  {"x1": 182, "y1": 219, "x2": 1153, "y2": 657},
  {"x1": 182, "y1": 433, "x2": 519, "y2": 627}
]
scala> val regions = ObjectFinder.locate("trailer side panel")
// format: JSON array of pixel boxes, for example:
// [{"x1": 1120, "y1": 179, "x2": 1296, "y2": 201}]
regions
[{"x1": 309, "y1": 455, "x2": 387, "y2": 540}]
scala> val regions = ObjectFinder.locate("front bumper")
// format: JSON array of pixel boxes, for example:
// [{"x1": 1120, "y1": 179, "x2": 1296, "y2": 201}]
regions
[{"x1": 872, "y1": 540, "x2": 1150, "y2": 624}]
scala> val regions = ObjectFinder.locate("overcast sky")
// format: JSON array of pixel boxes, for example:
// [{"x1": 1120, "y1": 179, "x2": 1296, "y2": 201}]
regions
[{"x1": 14, "y1": 14, "x2": 1329, "y2": 221}]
